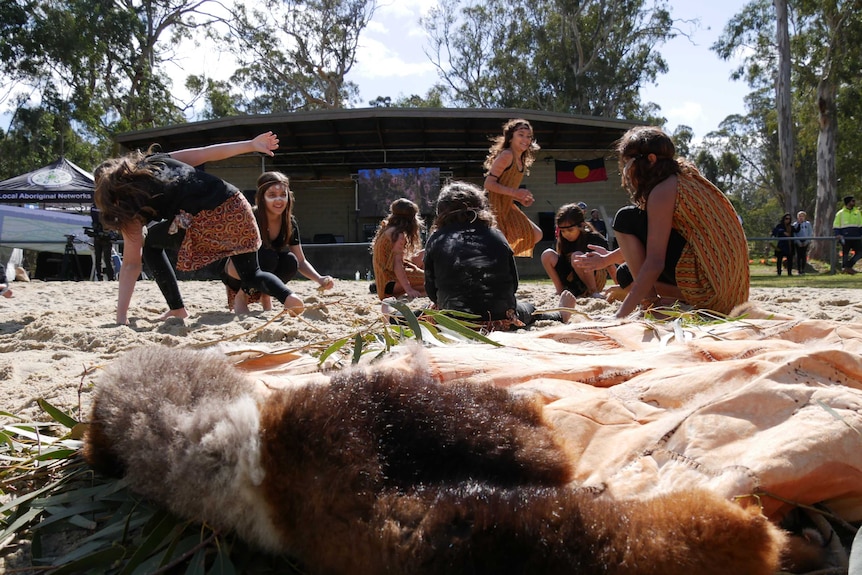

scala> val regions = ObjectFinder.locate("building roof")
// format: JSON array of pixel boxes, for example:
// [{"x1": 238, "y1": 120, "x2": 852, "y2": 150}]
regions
[{"x1": 115, "y1": 108, "x2": 638, "y2": 173}]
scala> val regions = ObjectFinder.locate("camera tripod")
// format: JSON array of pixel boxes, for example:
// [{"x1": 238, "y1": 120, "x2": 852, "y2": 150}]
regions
[{"x1": 60, "y1": 234, "x2": 84, "y2": 281}]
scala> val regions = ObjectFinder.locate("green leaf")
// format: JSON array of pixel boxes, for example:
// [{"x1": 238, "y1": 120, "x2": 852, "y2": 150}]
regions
[
  {"x1": 423, "y1": 310, "x2": 502, "y2": 346},
  {"x1": 386, "y1": 300, "x2": 424, "y2": 341},
  {"x1": 48, "y1": 545, "x2": 127, "y2": 574},
  {"x1": 37, "y1": 398, "x2": 79, "y2": 429},
  {"x1": 319, "y1": 336, "x2": 351, "y2": 364},
  {"x1": 351, "y1": 332, "x2": 363, "y2": 364}
]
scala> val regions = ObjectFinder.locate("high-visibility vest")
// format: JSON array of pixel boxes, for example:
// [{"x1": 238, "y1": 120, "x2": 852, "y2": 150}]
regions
[{"x1": 833, "y1": 207, "x2": 862, "y2": 237}]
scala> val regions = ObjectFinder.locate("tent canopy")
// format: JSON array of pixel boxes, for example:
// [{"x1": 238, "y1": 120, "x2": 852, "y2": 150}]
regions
[
  {"x1": 0, "y1": 204, "x2": 91, "y2": 254},
  {"x1": 0, "y1": 158, "x2": 94, "y2": 203}
]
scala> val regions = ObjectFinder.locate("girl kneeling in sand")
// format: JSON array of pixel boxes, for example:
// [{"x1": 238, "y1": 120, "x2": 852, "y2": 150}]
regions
[
  {"x1": 424, "y1": 181, "x2": 574, "y2": 332},
  {"x1": 220, "y1": 172, "x2": 333, "y2": 313}
]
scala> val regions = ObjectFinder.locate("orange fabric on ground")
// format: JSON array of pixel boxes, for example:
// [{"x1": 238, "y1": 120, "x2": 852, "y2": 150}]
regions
[{"x1": 244, "y1": 317, "x2": 862, "y2": 525}]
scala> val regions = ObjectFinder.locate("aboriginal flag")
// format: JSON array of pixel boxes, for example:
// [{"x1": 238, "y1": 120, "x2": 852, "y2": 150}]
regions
[{"x1": 555, "y1": 158, "x2": 608, "y2": 184}]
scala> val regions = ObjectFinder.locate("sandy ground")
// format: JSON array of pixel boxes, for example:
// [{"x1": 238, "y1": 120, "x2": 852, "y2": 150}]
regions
[
  {"x1": 2, "y1": 278, "x2": 862, "y2": 573},
  {"x1": 2, "y1": 277, "x2": 862, "y2": 422}
]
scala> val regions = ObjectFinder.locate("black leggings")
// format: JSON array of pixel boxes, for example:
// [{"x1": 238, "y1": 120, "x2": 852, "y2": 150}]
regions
[
  {"x1": 143, "y1": 220, "x2": 292, "y2": 310},
  {"x1": 612, "y1": 205, "x2": 687, "y2": 286},
  {"x1": 220, "y1": 249, "x2": 299, "y2": 295}
]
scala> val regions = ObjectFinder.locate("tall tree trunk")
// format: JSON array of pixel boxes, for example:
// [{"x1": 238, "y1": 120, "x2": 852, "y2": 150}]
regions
[
  {"x1": 775, "y1": 0, "x2": 797, "y2": 213},
  {"x1": 813, "y1": 76, "x2": 837, "y2": 263}
]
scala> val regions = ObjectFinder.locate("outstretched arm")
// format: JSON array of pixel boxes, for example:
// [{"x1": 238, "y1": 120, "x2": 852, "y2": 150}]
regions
[{"x1": 169, "y1": 132, "x2": 279, "y2": 167}]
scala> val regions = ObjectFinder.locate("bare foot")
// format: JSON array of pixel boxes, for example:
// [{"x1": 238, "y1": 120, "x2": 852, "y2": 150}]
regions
[
  {"x1": 158, "y1": 308, "x2": 189, "y2": 321},
  {"x1": 283, "y1": 294, "x2": 304, "y2": 316},
  {"x1": 233, "y1": 291, "x2": 250, "y2": 314},
  {"x1": 0, "y1": 284, "x2": 13, "y2": 298},
  {"x1": 558, "y1": 290, "x2": 576, "y2": 322},
  {"x1": 260, "y1": 294, "x2": 273, "y2": 311}
]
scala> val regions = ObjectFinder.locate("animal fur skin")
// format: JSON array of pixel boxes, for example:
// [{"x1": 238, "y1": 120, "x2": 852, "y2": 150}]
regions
[{"x1": 84, "y1": 347, "x2": 788, "y2": 575}]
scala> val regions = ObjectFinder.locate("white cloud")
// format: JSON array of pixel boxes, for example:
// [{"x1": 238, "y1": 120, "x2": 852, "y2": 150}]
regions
[
  {"x1": 353, "y1": 38, "x2": 436, "y2": 80},
  {"x1": 375, "y1": 0, "x2": 438, "y2": 20},
  {"x1": 663, "y1": 102, "x2": 706, "y2": 128}
]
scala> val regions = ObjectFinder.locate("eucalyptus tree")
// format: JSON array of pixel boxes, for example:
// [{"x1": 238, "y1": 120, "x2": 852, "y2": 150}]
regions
[
  {"x1": 421, "y1": 0, "x2": 675, "y2": 119},
  {"x1": 714, "y1": 0, "x2": 862, "y2": 259},
  {"x1": 0, "y1": 0, "x2": 226, "y2": 141},
  {"x1": 222, "y1": 0, "x2": 377, "y2": 112}
]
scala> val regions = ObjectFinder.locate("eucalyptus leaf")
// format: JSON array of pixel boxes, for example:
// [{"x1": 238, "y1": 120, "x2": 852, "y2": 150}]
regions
[{"x1": 37, "y1": 398, "x2": 79, "y2": 429}]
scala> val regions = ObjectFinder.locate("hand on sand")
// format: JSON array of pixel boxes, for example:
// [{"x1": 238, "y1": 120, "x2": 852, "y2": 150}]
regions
[{"x1": 317, "y1": 276, "x2": 335, "y2": 292}]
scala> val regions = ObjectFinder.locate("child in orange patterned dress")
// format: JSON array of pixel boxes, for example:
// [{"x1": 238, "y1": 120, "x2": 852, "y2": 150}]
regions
[
  {"x1": 482, "y1": 119, "x2": 544, "y2": 257},
  {"x1": 573, "y1": 126, "x2": 749, "y2": 318},
  {"x1": 371, "y1": 198, "x2": 426, "y2": 300},
  {"x1": 94, "y1": 132, "x2": 302, "y2": 325}
]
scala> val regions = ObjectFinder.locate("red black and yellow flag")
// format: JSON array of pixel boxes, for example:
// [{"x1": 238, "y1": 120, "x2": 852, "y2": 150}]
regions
[{"x1": 555, "y1": 158, "x2": 608, "y2": 184}]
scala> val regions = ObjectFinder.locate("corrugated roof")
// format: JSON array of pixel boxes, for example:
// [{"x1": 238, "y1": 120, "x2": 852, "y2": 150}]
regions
[{"x1": 115, "y1": 107, "x2": 637, "y2": 172}]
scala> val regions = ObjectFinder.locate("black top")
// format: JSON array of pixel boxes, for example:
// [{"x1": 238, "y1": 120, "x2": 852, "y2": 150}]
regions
[
  {"x1": 558, "y1": 228, "x2": 609, "y2": 256},
  {"x1": 141, "y1": 154, "x2": 238, "y2": 223},
  {"x1": 424, "y1": 223, "x2": 518, "y2": 321},
  {"x1": 267, "y1": 216, "x2": 301, "y2": 251}
]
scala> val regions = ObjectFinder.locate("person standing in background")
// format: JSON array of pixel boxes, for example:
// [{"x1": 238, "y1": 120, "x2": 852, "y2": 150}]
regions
[
  {"x1": 792, "y1": 211, "x2": 813, "y2": 275},
  {"x1": 771, "y1": 213, "x2": 795, "y2": 276},
  {"x1": 833, "y1": 196, "x2": 862, "y2": 274},
  {"x1": 90, "y1": 203, "x2": 116, "y2": 281},
  {"x1": 482, "y1": 119, "x2": 544, "y2": 257},
  {"x1": 589, "y1": 208, "x2": 608, "y2": 238}
]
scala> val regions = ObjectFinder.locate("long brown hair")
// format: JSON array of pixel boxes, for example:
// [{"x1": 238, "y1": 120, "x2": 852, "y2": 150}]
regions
[
  {"x1": 93, "y1": 147, "x2": 163, "y2": 230},
  {"x1": 370, "y1": 198, "x2": 425, "y2": 255},
  {"x1": 615, "y1": 126, "x2": 695, "y2": 208},
  {"x1": 254, "y1": 171, "x2": 295, "y2": 249},
  {"x1": 482, "y1": 118, "x2": 540, "y2": 174},
  {"x1": 432, "y1": 181, "x2": 496, "y2": 231}
]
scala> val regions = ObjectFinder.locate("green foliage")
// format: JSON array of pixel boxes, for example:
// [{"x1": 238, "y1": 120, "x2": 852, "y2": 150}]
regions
[
  {"x1": 221, "y1": 0, "x2": 377, "y2": 112},
  {"x1": 422, "y1": 0, "x2": 674, "y2": 118},
  {"x1": 708, "y1": 0, "x2": 862, "y2": 239},
  {"x1": 0, "y1": 103, "x2": 107, "y2": 180}
]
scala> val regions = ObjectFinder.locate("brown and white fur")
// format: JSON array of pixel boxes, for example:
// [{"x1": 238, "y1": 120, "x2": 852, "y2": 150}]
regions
[{"x1": 84, "y1": 347, "x2": 788, "y2": 575}]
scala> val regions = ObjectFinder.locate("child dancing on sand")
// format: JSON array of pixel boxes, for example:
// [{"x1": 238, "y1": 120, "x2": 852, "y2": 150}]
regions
[
  {"x1": 94, "y1": 132, "x2": 304, "y2": 325},
  {"x1": 220, "y1": 171, "x2": 333, "y2": 313},
  {"x1": 482, "y1": 119, "x2": 544, "y2": 257}
]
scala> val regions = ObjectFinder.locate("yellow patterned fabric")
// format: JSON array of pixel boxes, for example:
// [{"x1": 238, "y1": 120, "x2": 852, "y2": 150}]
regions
[
  {"x1": 487, "y1": 162, "x2": 535, "y2": 258},
  {"x1": 671, "y1": 169, "x2": 749, "y2": 314},
  {"x1": 372, "y1": 230, "x2": 424, "y2": 300},
  {"x1": 176, "y1": 193, "x2": 261, "y2": 272}
]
